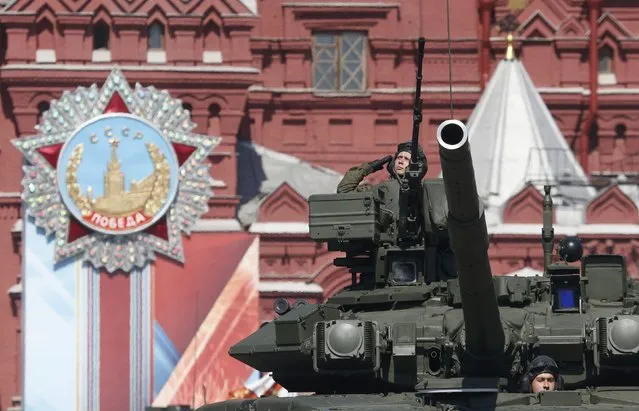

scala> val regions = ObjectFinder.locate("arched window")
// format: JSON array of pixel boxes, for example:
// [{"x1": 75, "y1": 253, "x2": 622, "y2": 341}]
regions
[
  {"x1": 35, "y1": 19, "x2": 56, "y2": 63},
  {"x1": 202, "y1": 21, "x2": 223, "y2": 63},
  {"x1": 598, "y1": 45, "x2": 614, "y2": 74},
  {"x1": 36, "y1": 19, "x2": 54, "y2": 49},
  {"x1": 208, "y1": 104, "x2": 221, "y2": 136},
  {"x1": 148, "y1": 22, "x2": 165, "y2": 50},
  {"x1": 615, "y1": 124, "x2": 627, "y2": 140},
  {"x1": 37, "y1": 101, "x2": 50, "y2": 123},
  {"x1": 203, "y1": 21, "x2": 221, "y2": 50},
  {"x1": 93, "y1": 22, "x2": 110, "y2": 50},
  {"x1": 613, "y1": 123, "x2": 627, "y2": 169}
]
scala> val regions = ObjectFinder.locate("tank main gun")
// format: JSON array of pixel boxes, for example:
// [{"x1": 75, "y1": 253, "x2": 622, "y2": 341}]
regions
[{"x1": 436, "y1": 119, "x2": 506, "y2": 366}]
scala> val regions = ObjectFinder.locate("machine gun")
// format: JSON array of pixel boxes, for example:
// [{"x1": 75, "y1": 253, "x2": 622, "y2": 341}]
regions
[{"x1": 397, "y1": 36, "x2": 427, "y2": 247}]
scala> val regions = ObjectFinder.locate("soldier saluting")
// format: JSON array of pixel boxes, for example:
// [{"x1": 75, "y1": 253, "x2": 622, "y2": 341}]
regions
[
  {"x1": 335, "y1": 39, "x2": 456, "y2": 283},
  {"x1": 336, "y1": 142, "x2": 427, "y2": 194},
  {"x1": 335, "y1": 141, "x2": 456, "y2": 282}
]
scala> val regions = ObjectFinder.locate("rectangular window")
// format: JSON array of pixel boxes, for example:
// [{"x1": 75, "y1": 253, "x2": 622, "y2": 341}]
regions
[{"x1": 312, "y1": 32, "x2": 366, "y2": 92}]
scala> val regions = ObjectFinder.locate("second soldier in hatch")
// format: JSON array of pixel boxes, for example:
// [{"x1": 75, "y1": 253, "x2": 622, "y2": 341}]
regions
[
  {"x1": 336, "y1": 142, "x2": 458, "y2": 282},
  {"x1": 520, "y1": 355, "x2": 564, "y2": 393}
]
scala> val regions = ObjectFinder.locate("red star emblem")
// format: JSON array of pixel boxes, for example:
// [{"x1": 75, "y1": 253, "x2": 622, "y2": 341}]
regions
[{"x1": 37, "y1": 92, "x2": 197, "y2": 243}]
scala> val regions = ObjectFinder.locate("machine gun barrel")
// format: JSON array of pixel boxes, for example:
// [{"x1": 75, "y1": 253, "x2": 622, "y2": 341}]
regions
[
  {"x1": 410, "y1": 37, "x2": 426, "y2": 161},
  {"x1": 398, "y1": 37, "x2": 426, "y2": 245},
  {"x1": 436, "y1": 120, "x2": 505, "y2": 360}
]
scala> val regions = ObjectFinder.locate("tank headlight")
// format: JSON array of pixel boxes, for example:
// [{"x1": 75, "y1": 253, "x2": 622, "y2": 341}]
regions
[
  {"x1": 313, "y1": 320, "x2": 380, "y2": 373},
  {"x1": 609, "y1": 317, "x2": 639, "y2": 354},
  {"x1": 327, "y1": 322, "x2": 363, "y2": 357}
]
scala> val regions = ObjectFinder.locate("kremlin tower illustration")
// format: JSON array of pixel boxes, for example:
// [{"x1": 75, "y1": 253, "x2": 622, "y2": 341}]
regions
[{"x1": 70, "y1": 136, "x2": 171, "y2": 217}]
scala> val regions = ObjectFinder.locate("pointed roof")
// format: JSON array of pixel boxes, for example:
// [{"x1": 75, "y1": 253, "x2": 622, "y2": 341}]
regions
[
  {"x1": 239, "y1": 0, "x2": 257, "y2": 14},
  {"x1": 466, "y1": 58, "x2": 595, "y2": 211}
]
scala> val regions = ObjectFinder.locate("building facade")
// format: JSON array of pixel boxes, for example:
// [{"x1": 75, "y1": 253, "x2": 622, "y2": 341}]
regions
[{"x1": 1, "y1": 0, "x2": 639, "y2": 409}]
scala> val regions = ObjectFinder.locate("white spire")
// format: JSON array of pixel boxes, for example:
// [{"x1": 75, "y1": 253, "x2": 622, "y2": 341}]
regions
[{"x1": 465, "y1": 59, "x2": 595, "y2": 209}]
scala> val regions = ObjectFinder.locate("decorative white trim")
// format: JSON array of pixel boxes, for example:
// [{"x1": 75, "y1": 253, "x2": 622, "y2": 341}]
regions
[
  {"x1": 7, "y1": 282, "x2": 22, "y2": 296},
  {"x1": 0, "y1": 191, "x2": 20, "y2": 197},
  {"x1": 1, "y1": 64, "x2": 259, "y2": 74},
  {"x1": 247, "y1": 85, "x2": 481, "y2": 93},
  {"x1": 248, "y1": 221, "x2": 639, "y2": 236},
  {"x1": 247, "y1": 84, "x2": 639, "y2": 96},
  {"x1": 518, "y1": 10, "x2": 558, "y2": 33},
  {"x1": 282, "y1": 2, "x2": 399, "y2": 8},
  {"x1": 211, "y1": 179, "x2": 227, "y2": 188},
  {"x1": 258, "y1": 280, "x2": 323, "y2": 293},
  {"x1": 202, "y1": 51, "x2": 223, "y2": 64},
  {"x1": 11, "y1": 219, "x2": 22, "y2": 234},
  {"x1": 489, "y1": 223, "x2": 639, "y2": 236},
  {"x1": 192, "y1": 218, "x2": 243, "y2": 232},
  {"x1": 146, "y1": 50, "x2": 167, "y2": 64},
  {"x1": 598, "y1": 72, "x2": 617, "y2": 86},
  {"x1": 539, "y1": 87, "x2": 639, "y2": 95},
  {"x1": 595, "y1": 12, "x2": 634, "y2": 38},
  {"x1": 35, "y1": 49, "x2": 56, "y2": 64},
  {"x1": 91, "y1": 50, "x2": 112, "y2": 63},
  {"x1": 249, "y1": 222, "x2": 309, "y2": 234},
  {"x1": 533, "y1": 87, "x2": 585, "y2": 94}
]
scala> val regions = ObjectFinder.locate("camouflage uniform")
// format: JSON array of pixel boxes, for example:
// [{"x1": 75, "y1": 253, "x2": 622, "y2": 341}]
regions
[
  {"x1": 336, "y1": 143, "x2": 457, "y2": 282},
  {"x1": 336, "y1": 162, "x2": 376, "y2": 194}
]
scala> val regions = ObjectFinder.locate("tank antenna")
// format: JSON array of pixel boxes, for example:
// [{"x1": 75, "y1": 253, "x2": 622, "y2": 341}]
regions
[
  {"x1": 445, "y1": 0, "x2": 454, "y2": 118},
  {"x1": 542, "y1": 185, "x2": 554, "y2": 275}
]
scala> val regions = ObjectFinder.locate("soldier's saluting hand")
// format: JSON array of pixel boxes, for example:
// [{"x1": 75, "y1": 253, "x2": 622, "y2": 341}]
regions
[{"x1": 368, "y1": 155, "x2": 393, "y2": 173}]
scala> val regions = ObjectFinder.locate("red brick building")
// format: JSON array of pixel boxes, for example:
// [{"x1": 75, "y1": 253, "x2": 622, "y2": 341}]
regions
[{"x1": 1, "y1": 0, "x2": 639, "y2": 409}]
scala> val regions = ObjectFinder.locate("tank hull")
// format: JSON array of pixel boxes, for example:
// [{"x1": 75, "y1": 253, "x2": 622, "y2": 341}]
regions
[{"x1": 195, "y1": 390, "x2": 639, "y2": 411}]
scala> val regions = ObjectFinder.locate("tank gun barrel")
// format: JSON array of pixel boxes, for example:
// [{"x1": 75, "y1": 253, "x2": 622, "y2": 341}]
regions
[{"x1": 436, "y1": 119, "x2": 505, "y2": 360}]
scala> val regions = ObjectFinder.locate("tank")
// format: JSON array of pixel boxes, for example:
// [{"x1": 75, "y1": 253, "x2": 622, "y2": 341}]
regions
[{"x1": 195, "y1": 46, "x2": 639, "y2": 411}]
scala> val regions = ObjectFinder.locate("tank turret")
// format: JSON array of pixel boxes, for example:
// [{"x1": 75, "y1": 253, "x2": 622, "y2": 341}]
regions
[
  {"x1": 436, "y1": 119, "x2": 505, "y2": 365},
  {"x1": 197, "y1": 37, "x2": 639, "y2": 411}
]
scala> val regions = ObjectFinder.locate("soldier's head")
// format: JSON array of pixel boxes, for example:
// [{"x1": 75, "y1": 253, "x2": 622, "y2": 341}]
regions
[
  {"x1": 387, "y1": 142, "x2": 427, "y2": 179},
  {"x1": 522, "y1": 355, "x2": 563, "y2": 393}
]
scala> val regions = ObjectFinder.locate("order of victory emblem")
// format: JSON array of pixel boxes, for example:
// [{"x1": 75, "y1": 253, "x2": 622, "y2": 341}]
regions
[{"x1": 13, "y1": 69, "x2": 219, "y2": 272}]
